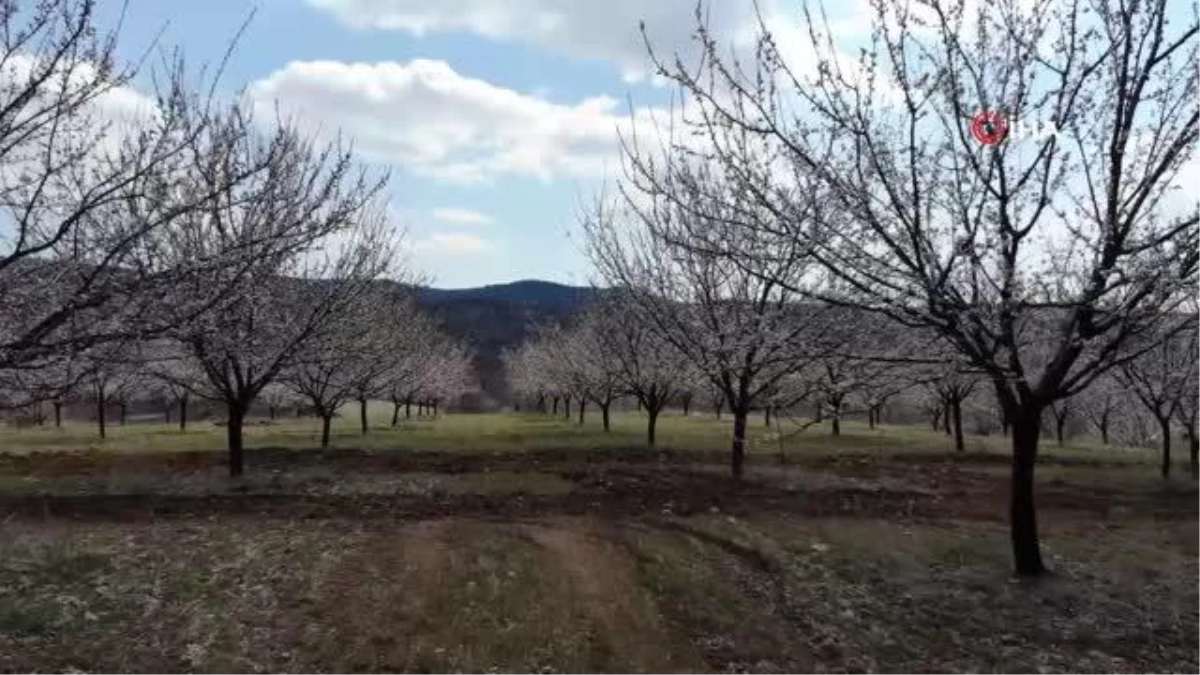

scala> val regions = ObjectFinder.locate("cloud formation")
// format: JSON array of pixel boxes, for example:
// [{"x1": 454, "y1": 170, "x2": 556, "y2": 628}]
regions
[{"x1": 249, "y1": 59, "x2": 670, "y2": 184}]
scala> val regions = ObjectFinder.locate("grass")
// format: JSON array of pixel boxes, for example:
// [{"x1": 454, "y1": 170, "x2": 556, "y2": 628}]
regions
[{"x1": 0, "y1": 408, "x2": 1164, "y2": 465}]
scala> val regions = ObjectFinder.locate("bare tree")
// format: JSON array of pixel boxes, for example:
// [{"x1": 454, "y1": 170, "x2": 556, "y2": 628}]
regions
[
  {"x1": 641, "y1": 0, "x2": 1197, "y2": 575},
  {"x1": 167, "y1": 105, "x2": 397, "y2": 476},
  {"x1": 1118, "y1": 328, "x2": 1197, "y2": 478}
]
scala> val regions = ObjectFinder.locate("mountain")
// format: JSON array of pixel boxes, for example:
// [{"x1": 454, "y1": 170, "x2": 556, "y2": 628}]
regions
[{"x1": 414, "y1": 280, "x2": 596, "y2": 406}]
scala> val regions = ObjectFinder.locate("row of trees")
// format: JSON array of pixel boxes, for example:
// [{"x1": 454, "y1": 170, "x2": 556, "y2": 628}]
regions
[
  {"x1": 0, "y1": 0, "x2": 475, "y2": 475},
  {"x1": 580, "y1": 0, "x2": 1197, "y2": 576}
]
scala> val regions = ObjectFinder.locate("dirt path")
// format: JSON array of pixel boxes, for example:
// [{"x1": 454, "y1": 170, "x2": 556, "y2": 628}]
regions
[{"x1": 522, "y1": 520, "x2": 705, "y2": 672}]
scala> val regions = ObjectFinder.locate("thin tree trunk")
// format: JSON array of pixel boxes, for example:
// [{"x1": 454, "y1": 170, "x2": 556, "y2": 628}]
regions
[
  {"x1": 53, "y1": 401, "x2": 62, "y2": 428},
  {"x1": 359, "y1": 397, "x2": 368, "y2": 435},
  {"x1": 97, "y1": 395, "x2": 106, "y2": 439},
  {"x1": 764, "y1": 406, "x2": 771, "y2": 427},
  {"x1": 868, "y1": 407, "x2": 876, "y2": 430},
  {"x1": 715, "y1": 402, "x2": 722, "y2": 419},
  {"x1": 953, "y1": 398, "x2": 965, "y2": 452},
  {"x1": 647, "y1": 406, "x2": 659, "y2": 447},
  {"x1": 552, "y1": 397, "x2": 558, "y2": 415},
  {"x1": 1188, "y1": 424, "x2": 1198, "y2": 480},
  {"x1": 119, "y1": 401, "x2": 127, "y2": 425},
  {"x1": 563, "y1": 395, "x2": 571, "y2": 420},
  {"x1": 227, "y1": 403, "x2": 246, "y2": 478},
  {"x1": 1010, "y1": 407, "x2": 1045, "y2": 576},
  {"x1": 392, "y1": 401, "x2": 401, "y2": 426},
  {"x1": 577, "y1": 399, "x2": 586, "y2": 425},
  {"x1": 321, "y1": 414, "x2": 332, "y2": 448},
  {"x1": 682, "y1": 397, "x2": 690, "y2": 416},
  {"x1": 601, "y1": 403, "x2": 611, "y2": 431},
  {"x1": 731, "y1": 411, "x2": 748, "y2": 479},
  {"x1": 406, "y1": 399, "x2": 412, "y2": 419},
  {"x1": 269, "y1": 406, "x2": 276, "y2": 421},
  {"x1": 1159, "y1": 416, "x2": 1172, "y2": 479},
  {"x1": 179, "y1": 396, "x2": 188, "y2": 431},
  {"x1": 1100, "y1": 417, "x2": 1109, "y2": 445},
  {"x1": 944, "y1": 402, "x2": 952, "y2": 435},
  {"x1": 1055, "y1": 416, "x2": 1065, "y2": 446}
]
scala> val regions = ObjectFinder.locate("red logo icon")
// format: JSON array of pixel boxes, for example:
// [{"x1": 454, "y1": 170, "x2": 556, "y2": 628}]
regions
[{"x1": 970, "y1": 111, "x2": 1008, "y2": 145}]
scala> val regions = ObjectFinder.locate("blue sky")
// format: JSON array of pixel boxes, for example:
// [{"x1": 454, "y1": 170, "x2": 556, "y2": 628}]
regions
[{"x1": 92, "y1": 0, "x2": 717, "y2": 289}]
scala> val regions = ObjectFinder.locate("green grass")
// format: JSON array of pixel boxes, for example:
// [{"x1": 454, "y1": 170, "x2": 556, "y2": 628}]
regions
[{"x1": 0, "y1": 408, "x2": 1161, "y2": 465}]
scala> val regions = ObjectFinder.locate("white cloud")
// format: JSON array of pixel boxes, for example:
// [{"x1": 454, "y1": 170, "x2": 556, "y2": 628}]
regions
[
  {"x1": 248, "y1": 59, "x2": 672, "y2": 184},
  {"x1": 306, "y1": 0, "x2": 752, "y2": 81},
  {"x1": 431, "y1": 207, "x2": 493, "y2": 225},
  {"x1": 411, "y1": 232, "x2": 489, "y2": 255}
]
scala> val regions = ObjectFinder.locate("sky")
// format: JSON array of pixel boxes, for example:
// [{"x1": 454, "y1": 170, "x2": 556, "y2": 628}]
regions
[{"x1": 87, "y1": 0, "x2": 796, "y2": 288}]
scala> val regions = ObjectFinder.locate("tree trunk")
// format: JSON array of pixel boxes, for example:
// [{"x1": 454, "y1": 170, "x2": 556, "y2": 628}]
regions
[
  {"x1": 1010, "y1": 408, "x2": 1046, "y2": 576},
  {"x1": 944, "y1": 402, "x2": 952, "y2": 435},
  {"x1": 418, "y1": 402, "x2": 424, "y2": 416},
  {"x1": 53, "y1": 401, "x2": 62, "y2": 428},
  {"x1": 1055, "y1": 415, "x2": 1065, "y2": 447},
  {"x1": 227, "y1": 404, "x2": 246, "y2": 478},
  {"x1": 764, "y1": 406, "x2": 771, "y2": 427},
  {"x1": 1100, "y1": 417, "x2": 1109, "y2": 445},
  {"x1": 406, "y1": 399, "x2": 412, "y2": 419},
  {"x1": 577, "y1": 399, "x2": 586, "y2": 425},
  {"x1": 552, "y1": 397, "x2": 558, "y2": 415},
  {"x1": 646, "y1": 407, "x2": 659, "y2": 447},
  {"x1": 601, "y1": 403, "x2": 611, "y2": 431},
  {"x1": 563, "y1": 395, "x2": 571, "y2": 420},
  {"x1": 359, "y1": 397, "x2": 368, "y2": 435},
  {"x1": 1158, "y1": 416, "x2": 1172, "y2": 479},
  {"x1": 119, "y1": 401, "x2": 127, "y2": 425},
  {"x1": 715, "y1": 402, "x2": 722, "y2": 419},
  {"x1": 731, "y1": 411, "x2": 748, "y2": 479},
  {"x1": 392, "y1": 401, "x2": 401, "y2": 426},
  {"x1": 868, "y1": 407, "x2": 876, "y2": 430},
  {"x1": 1188, "y1": 424, "x2": 1198, "y2": 480},
  {"x1": 179, "y1": 396, "x2": 188, "y2": 431},
  {"x1": 269, "y1": 406, "x2": 276, "y2": 421},
  {"x1": 953, "y1": 398, "x2": 965, "y2": 452},
  {"x1": 831, "y1": 414, "x2": 841, "y2": 436},
  {"x1": 682, "y1": 397, "x2": 690, "y2": 416},
  {"x1": 321, "y1": 414, "x2": 332, "y2": 448},
  {"x1": 96, "y1": 396, "x2": 106, "y2": 439}
]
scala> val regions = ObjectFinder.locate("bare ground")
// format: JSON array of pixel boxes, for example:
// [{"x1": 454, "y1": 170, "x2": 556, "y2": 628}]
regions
[{"x1": 0, "y1": 448, "x2": 1195, "y2": 673}]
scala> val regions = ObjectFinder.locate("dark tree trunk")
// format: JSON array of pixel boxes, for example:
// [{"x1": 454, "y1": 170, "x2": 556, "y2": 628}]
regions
[
  {"x1": 715, "y1": 402, "x2": 722, "y2": 419},
  {"x1": 96, "y1": 396, "x2": 106, "y2": 439},
  {"x1": 418, "y1": 402, "x2": 424, "y2": 416},
  {"x1": 119, "y1": 401, "x2": 127, "y2": 425},
  {"x1": 1010, "y1": 408, "x2": 1046, "y2": 576},
  {"x1": 577, "y1": 399, "x2": 585, "y2": 425},
  {"x1": 731, "y1": 411, "x2": 748, "y2": 479},
  {"x1": 179, "y1": 396, "x2": 188, "y2": 431},
  {"x1": 814, "y1": 402, "x2": 823, "y2": 422},
  {"x1": 406, "y1": 399, "x2": 412, "y2": 419},
  {"x1": 1187, "y1": 424, "x2": 1198, "y2": 480},
  {"x1": 53, "y1": 401, "x2": 62, "y2": 428},
  {"x1": 682, "y1": 396, "x2": 690, "y2": 416},
  {"x1": 868, "y1": 407, "x2": 876, "y2": 430},
  {"x1": 1158, "y1": 416, "x2": 1172, "y2": 479},
  {"x1": 433, "y1": 400, "x2": 439, "y2": 417},
  {"x1": 269, "y1": 406, "x2": 276, "y2": 421},
  {"x1": 227, "y1": 404, "x2": 246, "y2": 478},
  {"x1": 953, "y1": 398, "x2": 965, "y2": 452},
  {"x1": 552, "y1": 397, "x2": 558, "y2": 415},
  {"x1": 1055, "y1": 416, "x2": 1066, "y2": 446},
  {"x1": 563, "y1": 395, "x2": 571, "y2": 420},
  {"x1": 1099, "y1": 416, "x2": 1109, "y2": 445},
  {"x1": 944, "y1": 402, "x2": 952, "y2": 435},
  {"x1": 831, "y1": 416, "x2": 841, "y2": 436},
  {"x1": 321, "y1": 414, "x2": 332, "y2": 448},
  {"x1": 601, "y1": 403, "x2": 611, "y2": 431},
  {"x1": 646, "y1": 406, "x2": 660, "y2": 447},
  {"x1": 764, "y1": 406, "x2": 771, "y2": 427},
  {"x1": 392, "y1": 401, "x2": 401, "y2": 427},
  {"x1": 359, "y1": 398, "x2": 368, "y2": 435},
  {"x1": 636, "y1": 399, "x2": 642, "y2": 412}
]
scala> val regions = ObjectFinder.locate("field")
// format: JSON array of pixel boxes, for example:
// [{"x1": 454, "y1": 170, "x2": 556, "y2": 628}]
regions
[{"x1": 0, "y1": 411, "x2": 1196, "y2": 672}]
